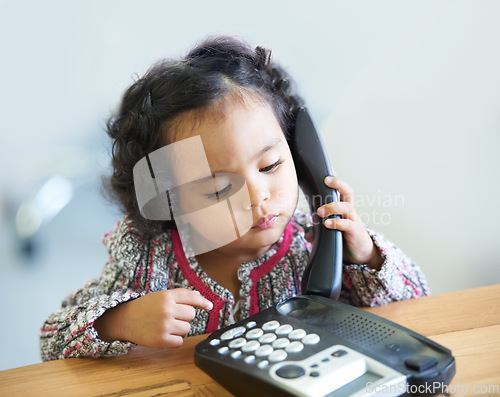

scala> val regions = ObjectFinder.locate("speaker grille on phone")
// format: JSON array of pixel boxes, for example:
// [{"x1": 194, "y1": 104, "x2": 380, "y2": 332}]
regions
[{"x1": 325, "y1": 314, "x2": 396, "y2": 347}]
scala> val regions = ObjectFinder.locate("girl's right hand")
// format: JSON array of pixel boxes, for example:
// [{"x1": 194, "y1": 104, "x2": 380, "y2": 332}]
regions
[{"x1": 94, "y1": 288, "x2": 213, "y2": 349}]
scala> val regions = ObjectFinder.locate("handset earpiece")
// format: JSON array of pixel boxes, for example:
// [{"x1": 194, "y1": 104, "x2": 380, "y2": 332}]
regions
[{"x1": 289, "y1": 107, "x2": 343, "y2": 299}]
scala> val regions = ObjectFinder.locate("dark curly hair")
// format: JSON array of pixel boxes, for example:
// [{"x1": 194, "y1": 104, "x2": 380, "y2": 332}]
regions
[{"x1": 105, "y1": 35, "x2": 304, "y2": 237}]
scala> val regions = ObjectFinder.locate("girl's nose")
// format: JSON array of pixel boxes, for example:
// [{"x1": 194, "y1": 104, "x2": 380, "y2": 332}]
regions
[{"x1": 247, "y1": 181, "x2": 270, "y2": 208}]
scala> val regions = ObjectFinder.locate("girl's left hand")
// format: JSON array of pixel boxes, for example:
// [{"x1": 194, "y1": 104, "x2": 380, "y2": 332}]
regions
[{"x1": 317, "y1": 176, "x2": 384, "y2": 270}]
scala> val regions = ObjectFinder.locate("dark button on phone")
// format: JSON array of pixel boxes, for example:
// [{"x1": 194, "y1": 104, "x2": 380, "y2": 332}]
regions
[
  {"x1": 404, "y1": 355, "x2": 438, "y2": 372},
  {"x1": 386, "y1": 343, "x2": 400, "y2": 352},
  {"x1": 275, "y1": 365, "x2": 305, "y2": 379},
  {"x1": 331, "y1": 349, "x2": 348, "y2": 357}
]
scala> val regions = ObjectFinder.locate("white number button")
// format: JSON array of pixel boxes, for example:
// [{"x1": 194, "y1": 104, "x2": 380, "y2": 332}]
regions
[
  {"x1": 289, "y1": 328, "x2": 307, "y2": 340},
  {"x1": 269, "y1": 349, "x2": 288, "y2": 362},
  {"x1": 246, "y1": 328, "x2": 264, "y2": 339},
  {"x1": 229, "y1": 337, "x2": 247, "y2": 349},
  {"x1": 302, "y1": 333, "x2": 320, "y2": 345},
  {"x1": 244, "y1": 355, "x2": 256, "y2": 364},
  {"x1": 221, "y1": 326, "x2": 246, "y2": 341},
  {"x1": 255, "y1": 344, "x2": 274, "y2": 357},
  {"x1": 242, "y1": 340, "x2": 260, "y2": 353},
  {"x1": 218, "y1": 346, "x2": 229, "y2": 355},
  {"x1": 262, "y1": 320, "x2": 280, "y2": 331},
  {"x1": 259, "y1": 333, "x2": 277, "y2": 344},
  {"x1": 285, "y1": 341, "x2": 304, "y2": 353},
  {"x1": 275, "y1": 324, "x2": 293, "y2": 335},
  {"x1": 246, "y1": 321, "x2": 257, "y2": 329},
  {"x1": 272, "y1": 338, "x2": 290, "y2": 349},
  {"x1": 258, "y1": 360, "x2": 269, "y2": 369}
]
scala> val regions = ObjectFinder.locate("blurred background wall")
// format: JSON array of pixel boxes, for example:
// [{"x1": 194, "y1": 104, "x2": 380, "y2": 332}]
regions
[{"x1": 1, "y1": 0, "x2": 499, "y2": 370}]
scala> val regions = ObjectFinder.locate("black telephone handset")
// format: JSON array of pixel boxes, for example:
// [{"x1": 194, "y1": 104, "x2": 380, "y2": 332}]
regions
[
  {"x1": 194, "y1": 108, "x2": 455, "y2": 397},
  {"x1": 289, "y1": 108, "x2": 343, "y2": 300}
]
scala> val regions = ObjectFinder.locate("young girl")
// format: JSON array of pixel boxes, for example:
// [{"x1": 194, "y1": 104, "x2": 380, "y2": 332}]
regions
[{"x1": 40, "y1": 36, "x2": 429, "y2": 361}]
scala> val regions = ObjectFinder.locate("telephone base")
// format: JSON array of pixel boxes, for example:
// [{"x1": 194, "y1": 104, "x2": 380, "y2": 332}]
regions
[{"x1": 195, "y1": 295, "x2": 455, "y2": 396}]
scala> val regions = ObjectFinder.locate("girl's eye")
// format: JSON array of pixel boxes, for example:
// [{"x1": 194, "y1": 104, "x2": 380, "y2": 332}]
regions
[
  {"x1": 260, "y1": 159, "x2": 284, "y2": 173},
  {"x1": 205, "y1": 184, "x2": 232, "y2": 200}
]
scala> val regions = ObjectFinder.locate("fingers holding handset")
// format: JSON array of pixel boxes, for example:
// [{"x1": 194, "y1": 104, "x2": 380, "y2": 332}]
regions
[
  {"x1": 317, "y1": 176, "x2": 360, "y2": 228},
  {"x1": 317, "y1": 176, "x2": 383, "y2": 268},
  {"x1": 324, "y1": 176, "x2": 354, "y2": 204}
]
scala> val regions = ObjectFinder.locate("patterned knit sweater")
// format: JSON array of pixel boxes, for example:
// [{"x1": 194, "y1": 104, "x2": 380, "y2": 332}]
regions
[{"x1": 40, "y1": 214, "x2": 429, "y2": 361}]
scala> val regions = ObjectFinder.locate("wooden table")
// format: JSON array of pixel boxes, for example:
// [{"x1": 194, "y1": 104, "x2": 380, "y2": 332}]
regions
[{"x1": 1, "y1": 284, "x2": 499, "y2": 396}]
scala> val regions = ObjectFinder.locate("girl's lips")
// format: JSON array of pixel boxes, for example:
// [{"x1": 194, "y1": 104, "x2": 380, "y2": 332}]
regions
[{"x1": 252, "y1": 215, "x2": 278, "y2": 230}]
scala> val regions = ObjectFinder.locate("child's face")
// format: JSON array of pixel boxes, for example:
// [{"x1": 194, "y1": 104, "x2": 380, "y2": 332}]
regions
[{"x1": 169, "y1": 95, "x2": 299, "y2": 257}]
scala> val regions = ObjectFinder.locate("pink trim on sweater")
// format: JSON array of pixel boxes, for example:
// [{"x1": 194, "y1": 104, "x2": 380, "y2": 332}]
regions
[
  {"x1": 171, "y1": 230, "x2": 225, "y2": 332},
  {"x1": 249, "y1": 223, "x2": 293, "y2": 315}
]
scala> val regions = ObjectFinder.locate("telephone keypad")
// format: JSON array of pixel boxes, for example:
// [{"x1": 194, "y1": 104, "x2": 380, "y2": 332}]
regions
[{"x1": 213, "y1": 319, "x2": 322, "y2": 368}]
